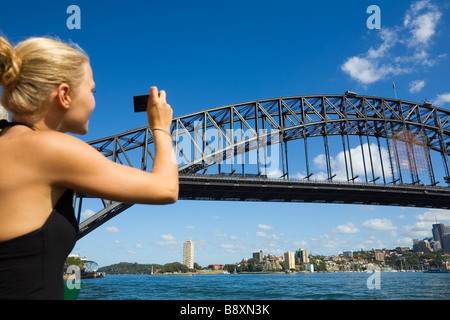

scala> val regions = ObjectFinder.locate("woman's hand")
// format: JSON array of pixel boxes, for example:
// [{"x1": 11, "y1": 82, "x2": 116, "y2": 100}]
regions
[{"x1": 147, "y1": 86, "x2": 173, "y2": 131}]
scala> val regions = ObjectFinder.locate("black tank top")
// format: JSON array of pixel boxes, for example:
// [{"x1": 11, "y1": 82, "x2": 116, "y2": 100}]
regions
[{"x1": 0, "y1": 121, "x2": 79, "y2": 299}]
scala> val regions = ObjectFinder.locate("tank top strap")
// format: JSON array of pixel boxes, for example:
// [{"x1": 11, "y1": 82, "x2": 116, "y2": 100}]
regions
[{"x1": 0, "y1": 119, "x2": 35, "y2": 131}]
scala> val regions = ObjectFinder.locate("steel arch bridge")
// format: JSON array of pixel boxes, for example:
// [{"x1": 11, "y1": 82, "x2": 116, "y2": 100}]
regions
[{"x1": 76, "y1": 92, "x2": 450, "y2": 238}]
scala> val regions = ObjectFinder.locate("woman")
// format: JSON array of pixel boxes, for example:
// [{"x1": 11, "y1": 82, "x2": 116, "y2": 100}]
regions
[{"x1": 0, "y1": 36, "x2": 178, "y2": 299}]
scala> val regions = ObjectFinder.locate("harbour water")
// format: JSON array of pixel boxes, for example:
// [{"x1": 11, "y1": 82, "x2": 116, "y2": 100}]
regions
[{"x1": 77, "y1": 272, "x2": 450, "y2": 300}]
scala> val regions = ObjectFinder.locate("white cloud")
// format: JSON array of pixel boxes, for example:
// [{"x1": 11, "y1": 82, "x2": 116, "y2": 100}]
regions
[
  {"x1": 313, "y1": 153, "x2": 326, "y2": 170},
  {"x1": 292, "y1": 240, "x2": 308, "y2": 248},
  {"x1": 258, "y1": 224, "x2": 273, "y2": 230},
  {"x1": 341, "y1": 0, "x2": 442, "y2": 85},
  {"x1": 395, "y1": 237, "x2": 414, "y2": 247},
  {"x1": 402, "y1": 209, "x2": 450, "y2": 238},
  {"x1": 363, "y1": 218, "x2": 397, "y2": 231},
  {"x1": 433, "y1": 93, "x2": 450, "y2": 106},
  {"x1": 367, "y1": 29, "x2": 398, "y2": 59},
  {"x1": 81, "y1": 209, "x2": 96, "y2": 219},
  {"x1": 104, "y1": 226, "x2": 119, "y2": 233},
  {"x1": 409, "y1": 79, "x2": 426, "y2": 93},
  {"x1": 267, "y1": 168, "x2": 282, "y2": 178},
  {"x1": 403, "y1": 221, "x2": 432, "y2": 238},
  {"x1": 160, "y1": 234, "x2": 176, "y2": 241},
  {"x1": 415, "y1": 209, "x2": 450, "y2": 222},
  {"x1": 332, "y1": 222, "x2": 360, "y2": 234},
  {"x1": 213, "y1": 231, "x2": 227, "y2": 237},
  {"x1": 219, "y1": 243, "x2": 236, "y2": 253},
  {"x1": 403, "y1": 0, "x2": 441, "y2": 46},
  {"x1": 255, "y1": 230, "x2": 285, "y2": 241},
  {"x1": 157, "y1": 233, "x2": 178, "y2": 247},
  {"x1": 313, "y1": 143, "x2": 392, "y2": 183},
  {"x1": 310, "y1": 234, "x2": 344, "y2": 248},
  {"x1": 341, "y1": 56, "x2": 410, "y2": 85}
]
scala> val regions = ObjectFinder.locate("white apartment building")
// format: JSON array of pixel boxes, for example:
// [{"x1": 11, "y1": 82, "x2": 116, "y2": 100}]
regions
[
  {"x1": 183, "y1": 240, "x2": 194, "y2": 269},
  {"x1": 284, "y1": 251, "x2": 295, "y2": 270}
]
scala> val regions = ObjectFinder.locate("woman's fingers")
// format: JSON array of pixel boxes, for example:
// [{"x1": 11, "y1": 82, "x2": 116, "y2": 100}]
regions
[
  {"x1": 159, "y1": 89, "x2": 166, "y2": 102},
  {"x1": 147, "y1": 86, "x2": 173, "y2": 130}
]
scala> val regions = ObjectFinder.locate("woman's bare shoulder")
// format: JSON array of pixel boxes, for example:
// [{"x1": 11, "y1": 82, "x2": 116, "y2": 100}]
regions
[
  {"x1": 24, "y1": 130, "x2": 105, "y2": 176},
  {"x1": 27, "y1": 130, "x2": 97, "y2": 156}
]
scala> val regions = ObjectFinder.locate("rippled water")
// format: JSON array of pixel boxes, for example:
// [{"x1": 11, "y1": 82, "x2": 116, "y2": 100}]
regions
[{"x1": 77, "y1": 272, "x2": 450, "y2": 300}]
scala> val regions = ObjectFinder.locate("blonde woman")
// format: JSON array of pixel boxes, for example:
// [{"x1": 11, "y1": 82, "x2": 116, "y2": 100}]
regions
[{"x1": 0, "y1": 36, "x2": 178, "y2": 299}]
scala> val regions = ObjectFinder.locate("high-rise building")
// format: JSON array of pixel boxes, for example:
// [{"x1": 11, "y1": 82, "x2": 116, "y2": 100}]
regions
[
  {"x1": 183, "y1": 240, "x2": 194, "y2": 269},
  {"x1": 432, "y1": 224, "x2": 445, "y2": 245},
  {"x1": 284, "y1": 251, "x2": 295, "y2": 270},
  {"x1": 432, "y1": 223, "x2": 450, "y2": 253},
  {"x1": 442, "y1": 234, "x2": 450, "y2": 254},
  {"x1": 295, "y1": 248, "x2": 309, "y2": 263},
  {"x1": 253, "y1": 250, "x2": 263, "y2": 263}
]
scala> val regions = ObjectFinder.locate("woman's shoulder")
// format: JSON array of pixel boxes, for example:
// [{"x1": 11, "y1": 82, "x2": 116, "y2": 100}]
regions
[
  {"x1": 24, "y1": 130, "x2": 97, "y2": 165},
  {"x1": 27, "y1": 130, "x2": 91, "y2": 151}
]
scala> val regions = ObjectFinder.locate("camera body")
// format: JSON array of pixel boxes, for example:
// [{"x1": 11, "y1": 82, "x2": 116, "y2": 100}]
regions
[{"x1": 133, "y1": 95, "x2": 149, "y2": 112}]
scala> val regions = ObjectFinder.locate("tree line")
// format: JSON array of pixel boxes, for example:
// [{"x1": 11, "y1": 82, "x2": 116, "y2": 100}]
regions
[{"x1": 98, "y1": 262, "x2": 202, "y2": 274}]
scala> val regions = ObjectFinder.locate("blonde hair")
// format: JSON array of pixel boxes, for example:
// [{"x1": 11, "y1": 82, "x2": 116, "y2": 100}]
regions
[{"x1": 0, "y1": 36, "x2": 89, "y2": 122}]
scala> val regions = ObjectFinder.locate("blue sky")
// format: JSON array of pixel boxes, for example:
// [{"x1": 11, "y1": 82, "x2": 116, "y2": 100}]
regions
[{"x1": 1, "y1": 0, "x2": 450, "y2": 267}]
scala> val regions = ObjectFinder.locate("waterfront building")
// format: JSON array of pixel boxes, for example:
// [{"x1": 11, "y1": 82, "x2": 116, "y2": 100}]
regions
[
  {"x1": 343, "y1": 250, "x2": 353, "y2": 258},
  {"x1": 432, "y1": 224, "x2": 445, "y2": 249},
  {"x1": 284, "y1": 251, "x2": 295, "y2": 270},
  {"x1": 305, "y1": 264, "x2": 314, "y2": 272},
  {"x1": 442, "y1": 234, "x2": 450, "y2": 254},
  {"x1": 373, "y1": 250, "x2": 385, "y2": 261},
  {"x1": 183, "y1": 240, "x2": 194, "y2": 269},
  {"x1": 413, "y1": 239, "x2": 419, "y2": 252},
  {"x1": 295, "y1": 248, "x2": 309, "y2": 263},
  {"x1": 431, "y1": 240, "x2": 442, "y2": 252},
  {"x1": 432, "y1": 223, "x2": 450, "y2": 253},
  {"x1": 414, "y1": 239, "x2": 433, "y2": 253},
  {"x1": 253, "y1": 250, "x2": 263, "y2": 262}
]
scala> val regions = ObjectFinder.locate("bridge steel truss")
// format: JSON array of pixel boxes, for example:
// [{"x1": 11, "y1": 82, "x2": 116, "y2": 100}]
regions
[{"x1": 76, "y1": 93, "x2": 450, "y2": 238}]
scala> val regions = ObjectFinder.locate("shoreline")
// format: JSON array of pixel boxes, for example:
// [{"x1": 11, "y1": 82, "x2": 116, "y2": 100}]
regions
[{"x1": 97, "y1": 269, "x2": 425, "y2": 276}]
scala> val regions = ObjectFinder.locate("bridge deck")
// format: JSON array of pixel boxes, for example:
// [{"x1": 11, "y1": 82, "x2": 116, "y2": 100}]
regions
[{"x1": 179, "y1": 174, "x2": 450, "y2": 209}]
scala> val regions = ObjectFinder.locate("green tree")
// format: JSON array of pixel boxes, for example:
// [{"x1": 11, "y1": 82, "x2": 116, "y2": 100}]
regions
[{"x1": 64, "y1": 256, "x2": 85, "y2": 271}]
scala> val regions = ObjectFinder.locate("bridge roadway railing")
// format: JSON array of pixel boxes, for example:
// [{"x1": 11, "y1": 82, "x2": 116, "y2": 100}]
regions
[
  {"x1": 75, "y1": 93, "x2": 450, "y2": 238},
  {"x1": 178, "y1": 173, "x2": 450, "y2": 207}
]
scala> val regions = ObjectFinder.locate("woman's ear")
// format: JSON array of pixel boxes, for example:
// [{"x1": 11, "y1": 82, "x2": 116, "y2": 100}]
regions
[{"x1": 56, "y1": 83, "x2": 71, "y2": 109}]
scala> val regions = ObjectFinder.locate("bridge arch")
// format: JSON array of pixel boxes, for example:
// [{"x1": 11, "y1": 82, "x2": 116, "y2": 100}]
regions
[{"x1": 76, "y1": 93, "x2": 450, "y2": 238}]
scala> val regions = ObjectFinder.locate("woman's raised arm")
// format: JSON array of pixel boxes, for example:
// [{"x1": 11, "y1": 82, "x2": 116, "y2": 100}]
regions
[{"x1": 37, "y1": 86, "x2": 178, "y2": 204}]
